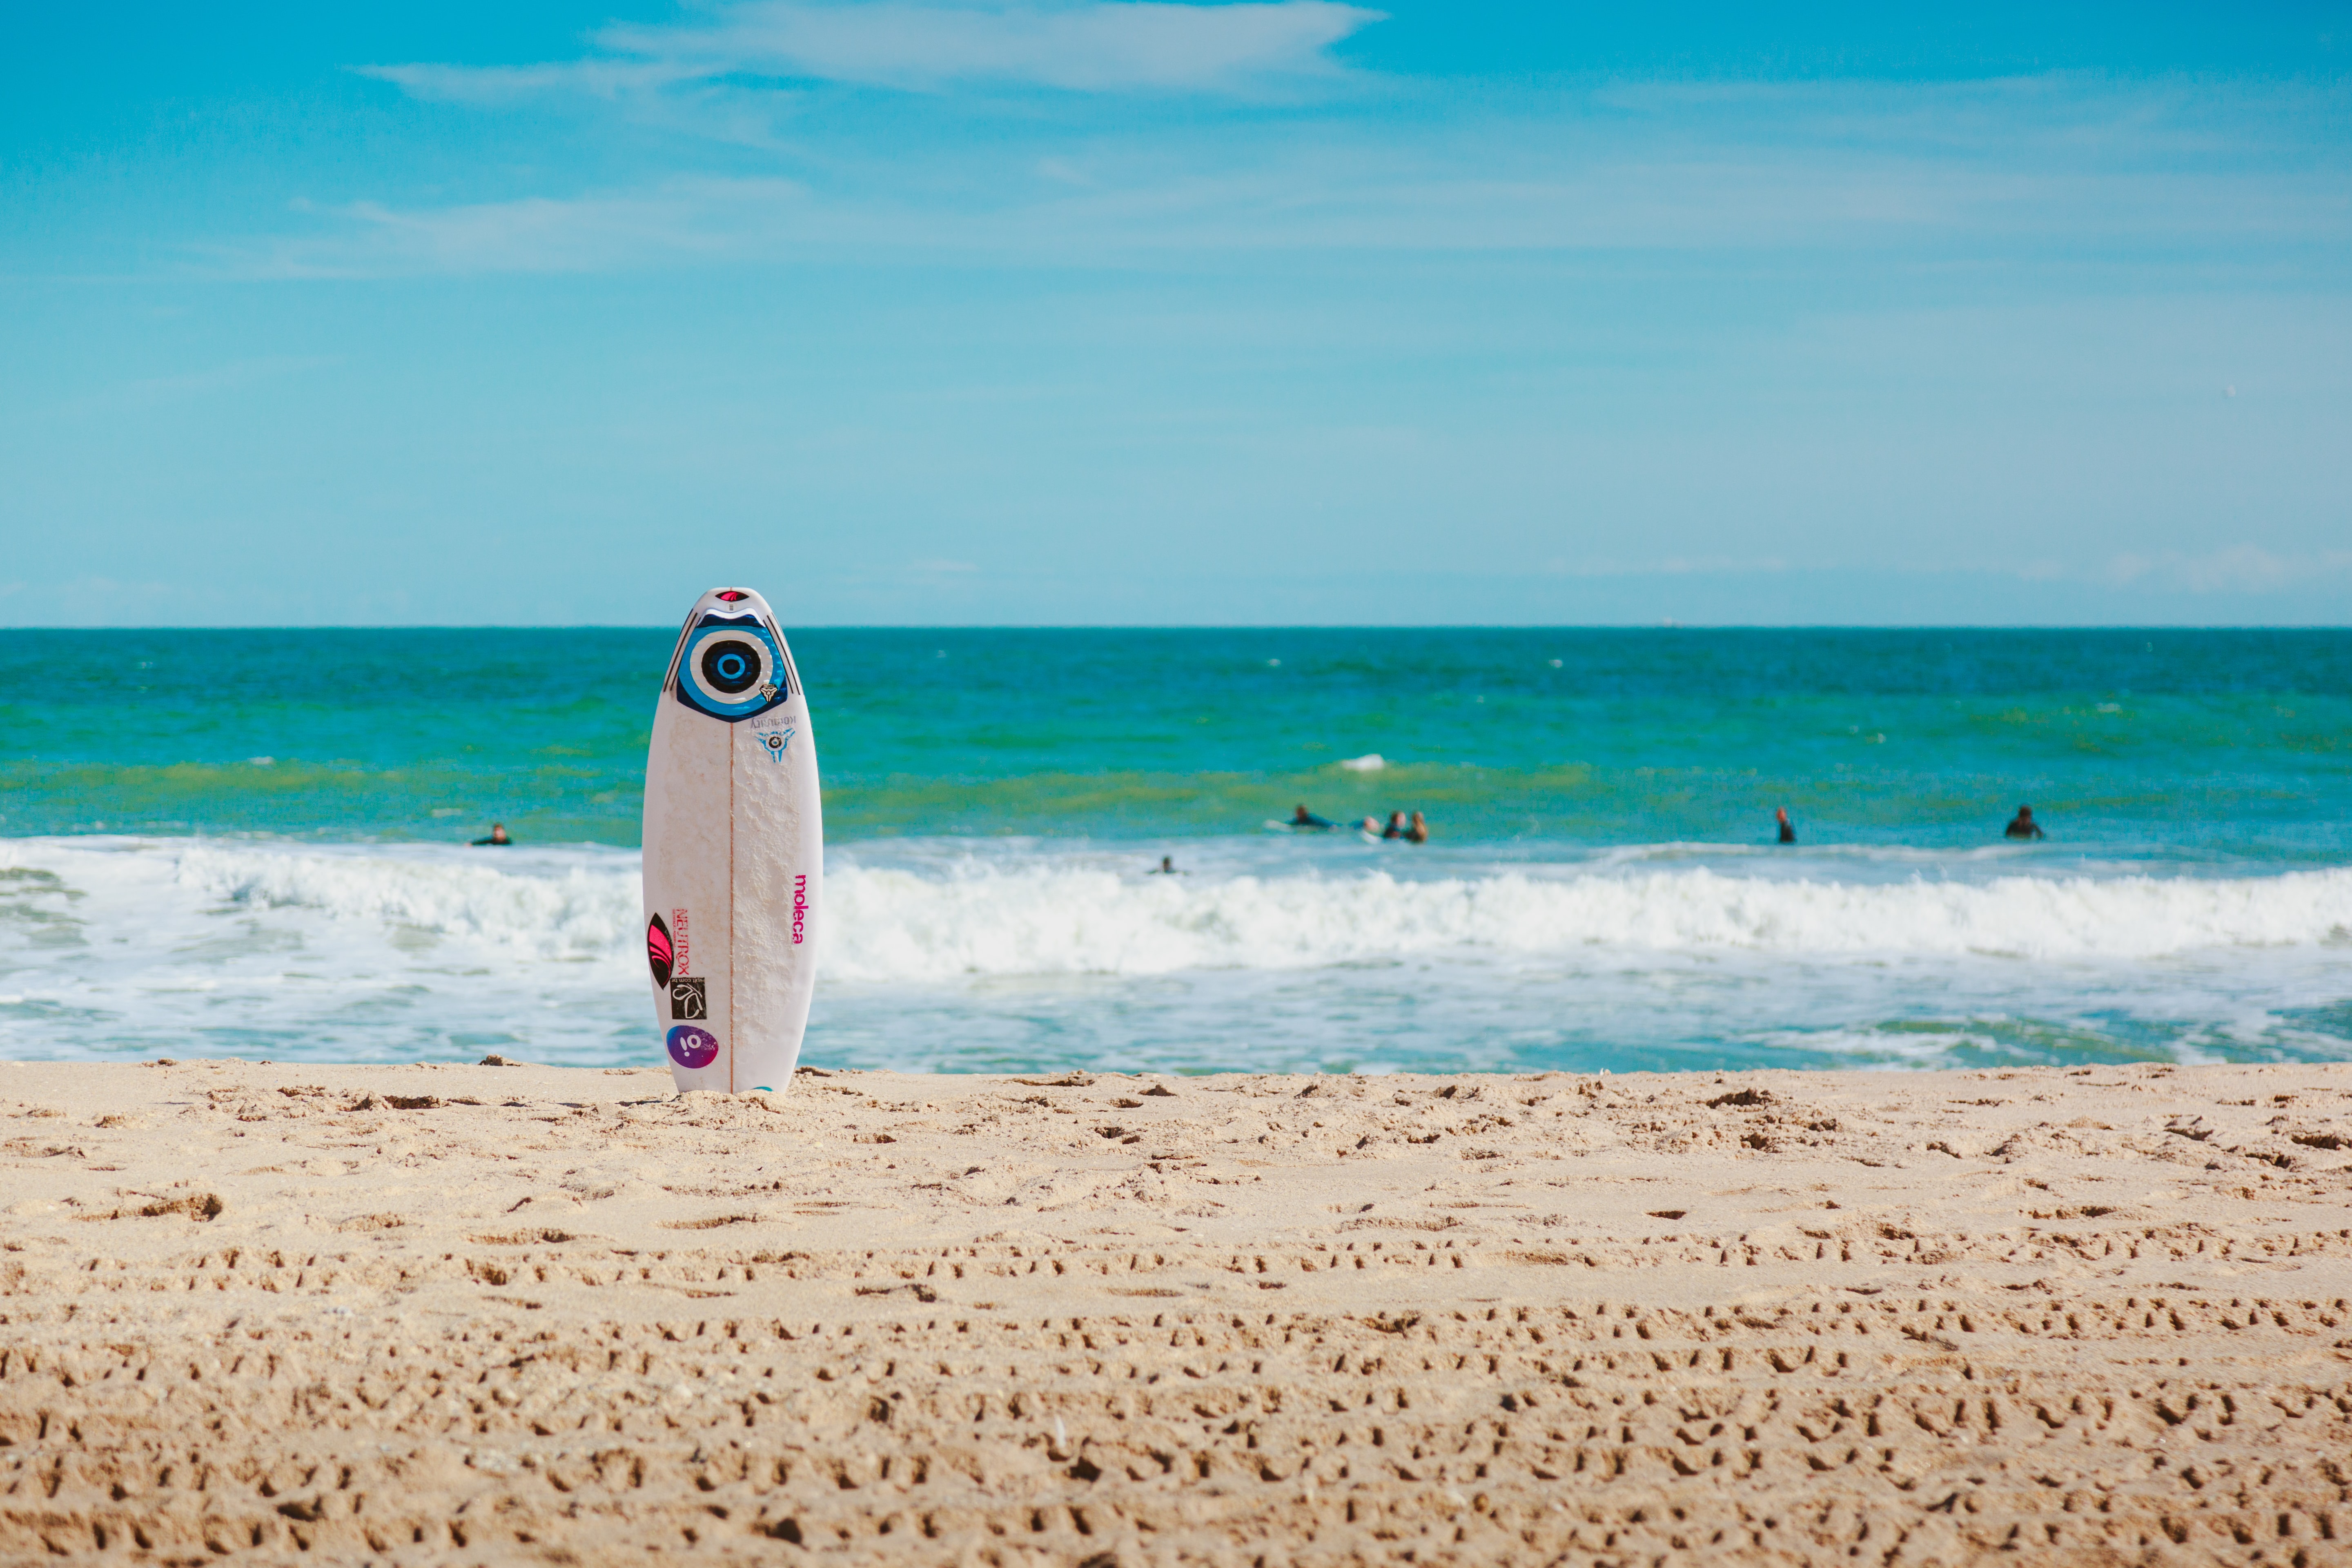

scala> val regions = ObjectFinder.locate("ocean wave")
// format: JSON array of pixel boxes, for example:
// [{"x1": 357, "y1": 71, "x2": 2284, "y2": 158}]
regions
[
  {"x1": 168, "y1": 843, "x2": 639, "y2": 962},
  {"x1": 10, "y1": 839, "x2": 2352, "y2": 987},
  {"x1": 824, "y1": 862, "x2": 2352, "y2": 980}
]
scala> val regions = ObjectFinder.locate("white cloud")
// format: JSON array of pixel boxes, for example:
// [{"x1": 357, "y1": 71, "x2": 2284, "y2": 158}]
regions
[
  {"x1": 360, "y1": 59, "x2": 696, "y2": 105},
  {"x1": 366, "y1": 1, "x2": 1381, "y2": 102},
  {"x1": 1541, "y1": 555, "x2": 1789, "y2": 578},
  {"x1": 234, "y1": 178, "x2": 810, "y2": 277},
  {"x1": 237, "y1": 76, "x2": 2352, "y2": 278},
  {"x1": 2104, "y1": 547, "x2": 2352, "y2": 594},
  {"x1": 62, "y1": 356, "x2": 343, "y2": 414}
]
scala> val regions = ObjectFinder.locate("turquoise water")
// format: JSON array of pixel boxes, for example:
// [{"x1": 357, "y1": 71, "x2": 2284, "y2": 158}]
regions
[
  {"x1": 10, "y1": 628, "x2": 2352, "y2": 852},
  {"x1": 3, "y1": 628, "x2": 2350, "y2": 1072}
]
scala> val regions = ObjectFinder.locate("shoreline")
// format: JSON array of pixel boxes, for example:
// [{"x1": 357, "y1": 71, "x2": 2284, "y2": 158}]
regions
[{"x1": 4, "y1": 1060, "x2": 2348, "y2": 1563}]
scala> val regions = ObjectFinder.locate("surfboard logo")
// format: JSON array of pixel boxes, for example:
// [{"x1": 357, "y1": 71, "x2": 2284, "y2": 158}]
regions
[
  {"x1": 754, "y1": 726, "x2": 796, "y2": 764},
  {"x1": 646, "y1": 914, "x2": 675, "y2": 988},
  {"x1": 668, "y1": 976, "x2": 707, "y2": 1020},
  {"x1": 666, "y1": 1025, "x2": 719, "y2": 1069},
  {"x1": 674, "y1": 615, "x2": 793, "y2": 723}
]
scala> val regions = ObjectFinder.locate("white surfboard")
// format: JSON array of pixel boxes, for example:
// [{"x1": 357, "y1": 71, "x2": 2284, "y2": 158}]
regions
[{"x1": 641, "y1": 588, "x2": 822, "y2": 1094}]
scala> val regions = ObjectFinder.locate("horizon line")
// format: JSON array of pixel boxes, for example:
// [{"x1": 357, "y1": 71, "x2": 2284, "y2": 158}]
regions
[{"x1": 5, "y1": 622, "x2": 2351, "y2": 634}]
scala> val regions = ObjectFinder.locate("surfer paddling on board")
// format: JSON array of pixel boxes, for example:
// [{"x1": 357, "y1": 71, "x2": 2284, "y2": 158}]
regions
[
  {"x1": 1150, "y1": 856, "x2": 1185, "y2": 875},
  {"x1": 471, "y1": 823, "x2": 512, "y2": 846},
  {"x1": 2005, "y1": 804, "x2": 2047, "y2": 840},
  {"x1": 1776, "y1": 807, "x2": 1796, "y2": 844},
  {"x1": 1290, "y1": 804, "x2": 1336, "y2": 830}
]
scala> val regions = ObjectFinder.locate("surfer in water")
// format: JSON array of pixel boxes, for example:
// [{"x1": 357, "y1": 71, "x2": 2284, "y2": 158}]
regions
[
  {"x1": 1290, "y1": 804, "x2": 1336, "y2": 830},
  {"x1": 1382, "y1": 812, "x2": 1408, "y2": 840},
  {"x1": 1405, "y1": 811, "x2": 1430, "y2": 844},
  {"x1": 2005, "y1": 805, "x2": 2046, "y2": 840},
  {"x1": 1150, "y1": 855, "x2": 1184, "y2": 875},
  {"x1": 471, "y1": 823, "x2": 512, "y2": 846},
  {"x1": 1776, "y1": 807, "x2": 1796, "y2": 844}
]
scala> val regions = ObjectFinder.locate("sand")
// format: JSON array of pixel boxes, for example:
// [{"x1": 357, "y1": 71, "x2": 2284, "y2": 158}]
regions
[{"x1": 2, "y1": 1058, "x2": 2348, "y2": 1566}]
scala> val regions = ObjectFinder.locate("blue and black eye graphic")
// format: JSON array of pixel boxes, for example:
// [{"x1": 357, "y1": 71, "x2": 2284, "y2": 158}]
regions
[
  {"x1": 700, "y1": 639, "x2": 762, "y2": 695},
  {"x1": 670, "y1": 606, "x2": 793, "y2": 722}
]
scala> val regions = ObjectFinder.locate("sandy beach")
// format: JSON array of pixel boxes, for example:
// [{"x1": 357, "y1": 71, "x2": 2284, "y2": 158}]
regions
[{"x1": 2, "y1": 1060, "x2": 2348, "y2": 1565}]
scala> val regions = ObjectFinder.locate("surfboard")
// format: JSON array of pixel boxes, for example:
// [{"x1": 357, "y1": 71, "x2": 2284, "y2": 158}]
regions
[{"x1": 641, "y1": 588, "x2": 822, "y2": 1094}]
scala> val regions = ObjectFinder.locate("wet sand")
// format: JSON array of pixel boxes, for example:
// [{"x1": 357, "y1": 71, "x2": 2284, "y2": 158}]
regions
[{"x1": 3, "y1": 1059, "x2": 2349, "y2": 1564}]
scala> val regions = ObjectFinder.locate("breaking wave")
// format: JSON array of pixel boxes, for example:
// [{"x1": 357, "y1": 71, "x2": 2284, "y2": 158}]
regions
[
  {"x1": 16, "y1": 837, "x2": 2341, "y2": 981},
  {"x1": 822, "y1": 861, "x2": 2352, "y2": 980},
  {"x1": 169, "y1": 842, "x2": 635, "y2": 963},
  {"x1": 5, "y1": 837, "x2": 2351, "y2": 1069}
]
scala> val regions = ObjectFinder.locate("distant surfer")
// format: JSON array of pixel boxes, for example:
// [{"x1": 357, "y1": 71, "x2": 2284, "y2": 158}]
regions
[
  {"x1": 1382, "y1": 812, "x2": 1407, "y2": 840},
  {"x1": 1290, "y1": 804, "x2": 1335, "y2": 830},
  {"x1": 2004, "y1": 805, "x2": 2046, "y2": 840},
  {"x1": 1150, "y1": 855, "x2": 1183, "y2": 875},
  {"x1": 471, "y1": 823, "x2": 512, "y2": 846},
  {"x1": 1775, "y1": 807, "x2": 1796, "y2": 844},
  {"x1": 1405, "y1": 811, "x2": 1429, "y2": 844}
]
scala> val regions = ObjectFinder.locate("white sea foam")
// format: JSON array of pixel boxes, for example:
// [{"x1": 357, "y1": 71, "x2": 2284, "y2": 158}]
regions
[
  {"x1": 12, "y1": 837, "x2": 2352, "y2": 979},
  {"x1": 169, "y1": 841, "x2": 637, "y2": 961},
  {"x1": 2, "y1": 835, "x2": 2350, "y2": 1067},
  {"x1": 824, "y1": 861, "x2": 2352, "y2": 980}
]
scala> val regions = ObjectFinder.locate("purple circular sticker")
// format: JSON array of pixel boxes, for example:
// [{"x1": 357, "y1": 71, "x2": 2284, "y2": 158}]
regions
[{"x1": 666, "y1": 1024, "x2": 719, "y2": 1069}]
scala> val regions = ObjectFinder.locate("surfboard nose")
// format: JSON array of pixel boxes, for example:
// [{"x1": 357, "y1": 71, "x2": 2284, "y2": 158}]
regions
[{"x1": 699, "y1": 586, "x2": 773, "y2": 616}]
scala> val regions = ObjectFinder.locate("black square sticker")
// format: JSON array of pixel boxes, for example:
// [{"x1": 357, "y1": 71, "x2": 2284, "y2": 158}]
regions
[{"x1": 669, "y1": 976, "x2": 707, "y2": 1021}]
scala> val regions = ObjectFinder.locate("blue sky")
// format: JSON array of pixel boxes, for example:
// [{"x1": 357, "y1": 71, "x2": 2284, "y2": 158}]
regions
[{"x1": 4, "y1": 2, "x2": 2350, "y2": 625}]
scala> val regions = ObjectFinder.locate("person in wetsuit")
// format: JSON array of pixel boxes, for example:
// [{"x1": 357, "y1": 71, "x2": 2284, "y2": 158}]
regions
[
  {"x1": 1776, "y1": 807, "x2": 1796, "y2": 844},
  {"x1": 1382, "y1": 812, "x2": 1407, "y2": 840},
  {"x1": 2004, "y1": 805, "x2": 2046, "y2": 840},
  {"x1": 1291, "y1": 804, "x2": 1335, "y2": 830},
  {"x1": 1405, "y1": 811, "x2": 1429, "y2": 844},
  {"x1": 472, "y1": 823, "x2": 512, "y2": 846}
]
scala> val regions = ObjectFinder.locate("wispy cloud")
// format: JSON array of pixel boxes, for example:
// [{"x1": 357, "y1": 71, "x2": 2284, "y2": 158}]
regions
[
  {"x1": 364, "y1": 0, "x2": 1382, "y2": 104},
  {"x1": 221, "y1": 89, "x2": 2352, "y2": 282},
  {"x1": 1541, "y1": 555, "x2": 1790, "y2": 578},
  {"x1": 62, "y1": 355, "x2": 342, "y2": 413},
  {"x1": 2105, "y1": 546, "x2": 2352, "y2": 595},
  {"x1": 258, "y1": 181, "x2": 811, "y2": 276},
  {"x1": 225, "y1": 149, "x2": 1995, "y2": 278},
  {"x1": 360, "y1": 59, "x2": 697, "y2": 105},
  {"x1": 250, "y1": 59, "x2": 2352, "y2": 285}
]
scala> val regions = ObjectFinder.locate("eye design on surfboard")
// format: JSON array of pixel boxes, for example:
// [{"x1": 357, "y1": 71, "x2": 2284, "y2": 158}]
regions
[
  {"x1": 700, "y1": 638, "x2": 762, "y2": 695},
  {"x1": 671, "y1": 610, "x2": 794, "y2": 723},
  {"x1": 646, "y1": 914, "x2": 675, "y2": 988}
]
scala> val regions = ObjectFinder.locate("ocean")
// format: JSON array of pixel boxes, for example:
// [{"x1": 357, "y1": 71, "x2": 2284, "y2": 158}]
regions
[{"x1": 4, "y1": 627, "x2": 2349, "y2": 1075}]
